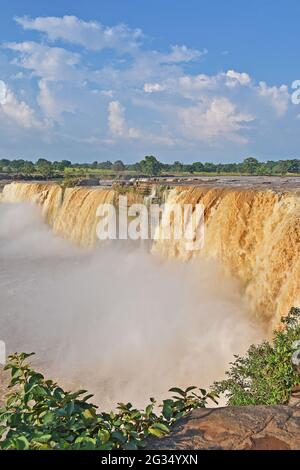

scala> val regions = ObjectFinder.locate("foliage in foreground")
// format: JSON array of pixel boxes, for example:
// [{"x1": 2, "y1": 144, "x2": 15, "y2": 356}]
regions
[
  {"x1": 0, "y1": 308, "x2": 299, "y2": 449},
  {"x1": 0, "y1": 353, "x2": 217, "y2": 450},
  {"x1": 213, "y1": 307, "x2": 300, "y2": 406}
]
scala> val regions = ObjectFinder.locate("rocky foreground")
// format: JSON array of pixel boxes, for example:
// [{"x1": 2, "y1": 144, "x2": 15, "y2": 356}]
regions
[{"x1": 147, "y1": 405, "x2": 300, "y2": 450}]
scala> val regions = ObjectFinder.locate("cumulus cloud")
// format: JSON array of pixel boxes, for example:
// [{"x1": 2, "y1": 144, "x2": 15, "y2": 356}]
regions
[
  {"x1": 144, "y1": 83, "x2": 166, "y2": 93},
  {"x1": 98, "y1": 90, "x2": 114, "y2": 98},
  {"x1": 107, "y1": 100, "x2": 175, "y2": 145},
  {"x1": 257, "y1": 81, "x2": 290, "y2": 117},
  {"x1": 180, "y1": 97, "x2": 255, "y2": 144},
  {"x1": 142, "y1": 70, "x2": 252, "y2": 101},
  {"x1": 108, "y1": 101, "x2": 141, "y2": 139},
  {"x1": 5, "y1": 41, "x2": 81, "y2": 81},
  {"x1": 225, "y1": 70, "x2": 252, "y2": 88},
  {"x1": 16, "y1": 15, "x2": 143, "y2": 53},
  {"x1": 0, "y1": 14, "x2": 294, "y2": 157},
  {"x1": 37, "y1": 79, "x2": 79, "y2": 123},
  {"x1": 144, "y1": 74, "x2": 218, "y2": 100},
  {"x1": 0, "y1": 82, "x2": 44, "y2": 129},
  {"x1": 158, "y1": 45, "x2": 206, "y2": 63},
  {"x1": 0, "y1": 80, "x2": 7, "y2": 104}
]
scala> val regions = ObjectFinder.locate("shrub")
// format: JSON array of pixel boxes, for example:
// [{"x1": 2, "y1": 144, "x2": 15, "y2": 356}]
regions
[
  {"x1": 1, "y1": 308, "x2": 299, "y2": 449},
  {"x1": 213, "y1": 307, "x2": 300, "y2": 406},
  {"x1": 0, "y1": 353, "x2": 217, "y2": 450}
]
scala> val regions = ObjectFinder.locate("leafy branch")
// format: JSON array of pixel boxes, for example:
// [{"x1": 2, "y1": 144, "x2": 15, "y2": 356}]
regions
[{"x1": 0, "y1": 353, "x2": 216, "y2": 450}]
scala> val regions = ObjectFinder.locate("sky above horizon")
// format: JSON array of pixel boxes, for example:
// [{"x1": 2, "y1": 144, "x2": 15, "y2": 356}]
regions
[{"x1": 0, "y1": 0, "x2": 300, "y2": 164}]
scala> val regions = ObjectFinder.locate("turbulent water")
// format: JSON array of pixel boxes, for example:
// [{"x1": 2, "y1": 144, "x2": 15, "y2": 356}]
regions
[
  {"x1": 2, "y1": 182, "x2": 300, "y2": 329},
  {"x1": 0, "y1": 181, "x2": 299, "y2": 407}
]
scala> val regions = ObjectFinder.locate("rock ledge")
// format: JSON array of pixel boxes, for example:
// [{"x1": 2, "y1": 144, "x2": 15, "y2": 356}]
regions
[{"x1": 147, "y1": 405, "x2": 300, "y2": 450}]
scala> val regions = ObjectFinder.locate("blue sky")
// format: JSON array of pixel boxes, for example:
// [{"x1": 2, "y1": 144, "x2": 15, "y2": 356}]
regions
[{"x1": 0, "y1": 0, "x2": 299, "y2": 163}]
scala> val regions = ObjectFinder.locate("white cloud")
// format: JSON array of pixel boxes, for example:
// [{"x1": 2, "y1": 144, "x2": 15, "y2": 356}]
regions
[
  {"x1": 158, "y1": 45, "x2": 206, "y2": 63},
  {"x1": 37, "y1": 80, "x2": 57, "y2": 121},
  {"x1": 0, "y1": 82, "x2": 44, "y2": 129},
  {"x1": 108, "y1": 101, "x2": 140, "y2": 139},
  {"x1": 178, "y1": 74, "x2": 218, "y2": 91},
  {"x1": 1, "y1": 14, "x2": 293, "y2": 156},
  {"x1": 0, "y1": 80, "x2": 7, "y2": 104},
  {"x1": 16, "y1": 15, "x2": 143, "y2": 53},
  {"x1": 225, "y1": 70, "x2": 251, "y2": 88},
  {"x1": 180, "y1": 97, "x2": 254, "y2": 144},
  {"x1": 257, "y1": 81, "x2": 289, "y2": 117},
  {"x1": 144, "y1": 83, "x2": 166, "y2": 93},
  {"x1": 142, "y1": 70, "x2": 250, "y2": 99},
  {"x1": 5, "y1": 41, "x2": 81, "y2": 81},
  {"x1": 37, "y1": 79, "x2": 77, "y2": 123},
  {"x1": 107, "y1": 100, "x2": 174, "y2": 144},
  {"x1": 99, "y1": 90, "x2": 114, "y2": 98}
]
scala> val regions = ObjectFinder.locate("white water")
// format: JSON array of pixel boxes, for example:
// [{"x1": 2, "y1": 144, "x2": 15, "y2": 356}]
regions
[{"x1": 0, "y1": 202, "x2": 263, "y2": 408}]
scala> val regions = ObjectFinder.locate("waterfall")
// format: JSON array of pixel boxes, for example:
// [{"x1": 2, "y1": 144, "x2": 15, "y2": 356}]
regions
[{"x1": 2, "y1": 181, "x2": 300, "y2": 329}]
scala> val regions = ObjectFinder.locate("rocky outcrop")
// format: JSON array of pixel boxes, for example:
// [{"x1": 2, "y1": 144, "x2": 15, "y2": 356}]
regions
[{"x1": 147, "y1": 405, "x2": 300, "y2": 450}]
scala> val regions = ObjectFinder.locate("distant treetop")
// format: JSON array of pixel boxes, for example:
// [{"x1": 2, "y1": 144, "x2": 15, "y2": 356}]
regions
[{"x1": 1, "y1": 156, "x2": 300, "y2": 176}]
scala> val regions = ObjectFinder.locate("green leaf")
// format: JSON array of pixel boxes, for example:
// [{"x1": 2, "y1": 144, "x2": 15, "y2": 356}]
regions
[
  {"x1": 42, "y1": 412, "x2": 56, "y2": 425},
  {"x1": 169, "y1": 387, "x2": 186, "y2": 397},
  {"x1": 98, "y1": 429, "x2": 110, "y2": 444},
  {"x1": 111, "y1": 431, "x2": 126, "y2": 444},
  {"x1": 185, "y1": 386, "x2": 197, "y2": 393},
  {"x1": 34, "y1": 434, "x2": 52, "y2": 443},
  {"x1": 33, "y1": 385, "x2": 49, "y2": 397},
  {"x1": 148, "y1": 426, "x2": 166, "y2": 438},
  {"x1": 18, "y1": 352, "x2": 35, "y2": 362},
  {"x1": 151, "y1": 422, "x2": 170, "y2": 434},
  {"x1": 14, "y1": 436, "x2": 30, "y2": 450},
  {"x1": 162, "y1": 403, "x2": 173, "y2": 421},
  {"x1": 11, "y1": 368, "x2": 23, "y2": 380}
]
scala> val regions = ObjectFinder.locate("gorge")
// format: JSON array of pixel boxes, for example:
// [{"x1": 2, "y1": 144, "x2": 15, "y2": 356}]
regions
[{"x1": 0, "y1": 180, "x2": 299, "y2": 409}]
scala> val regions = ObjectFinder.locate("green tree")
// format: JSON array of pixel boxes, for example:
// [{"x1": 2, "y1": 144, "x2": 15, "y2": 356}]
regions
[
  {"x1": 90, "y1": 161, "x2": 98, "y2": 169},
  {"x1": 287, "y1": 159, "x2": 300, "y2": 173},
  {"x1": 140, "y1": 156, "x2": 162, "y2": 176},
  {"x1": 171, "y1": 161, "x2": 184, "y2": 173},
  {"x1": 98, "y1": 161, "x2": 113, "y2": 170},
  {"x1": 203, "y1": 162, "x2": 217, "y2": 173},
  {"x1": 10, "y1": 159, "x2": 26, "y2": 174},
  {"x1": 214, "y1": 307, "x2": 300, "y2": 406},
  {"x1": 21, "y1": 161, "x2": 35, "y2": 175},
  {"x1": 53, "y1": 160, "x2": 72, "y2": 172},
  {"x1": 242, "y1": 157, "x2": 259, "y2": 175},
  {"x1": 112, "y1": 160, "x2": 125, "y2": 172},
  {"x1": 192, "y1": 162, "x2": 204, "y2": 173},
  {"x1": 36, "y1": 158, "x2": 53, "y2": 178}
]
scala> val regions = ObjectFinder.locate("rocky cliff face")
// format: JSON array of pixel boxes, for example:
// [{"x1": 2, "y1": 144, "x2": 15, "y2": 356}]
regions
[
  {"x1": 147, "y1": 405, "x2": 300, "y2": 450},
  {"x1": 2, "y1": 181, "x2": 300, "y2": 331}
]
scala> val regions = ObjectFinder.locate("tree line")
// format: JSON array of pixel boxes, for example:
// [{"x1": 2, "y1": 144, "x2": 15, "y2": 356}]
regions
[{"x1": 1, "y1": 156, "x2": 300, "y2": 177}]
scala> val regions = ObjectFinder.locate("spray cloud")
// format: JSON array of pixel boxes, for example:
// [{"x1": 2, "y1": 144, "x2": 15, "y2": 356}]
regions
[{"x1": 0, "y1": 202, "x2": 263, "y2": 408}]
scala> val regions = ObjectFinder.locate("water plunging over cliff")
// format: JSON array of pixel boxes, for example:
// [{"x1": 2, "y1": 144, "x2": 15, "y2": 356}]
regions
[{"x1": 2, "y1": 181, "x2": 299, "y2": 330}]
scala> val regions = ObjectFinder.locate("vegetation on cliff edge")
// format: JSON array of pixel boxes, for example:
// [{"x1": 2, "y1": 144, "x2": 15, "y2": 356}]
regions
[{"x1": 213, "y1": 307, "x2": 300, "y2": 406}]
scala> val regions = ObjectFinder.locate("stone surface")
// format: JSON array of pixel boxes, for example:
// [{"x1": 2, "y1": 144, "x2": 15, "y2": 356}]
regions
[{"x1": 147, "y1": 406, "x2": 300, "y2": 450}]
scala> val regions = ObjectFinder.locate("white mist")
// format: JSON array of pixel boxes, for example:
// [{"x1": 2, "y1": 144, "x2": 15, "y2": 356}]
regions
[{"x1": 0, "y1": 202, "x2": 263, "y2": 408}]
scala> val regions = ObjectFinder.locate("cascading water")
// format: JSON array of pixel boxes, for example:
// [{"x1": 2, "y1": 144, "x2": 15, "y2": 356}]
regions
[
  {"x1": 0, "y1": 181, "x2": 299, "y2": 407},
  {"x1": 2, "y1": 182, "x2": 300, "y2": 329}
]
